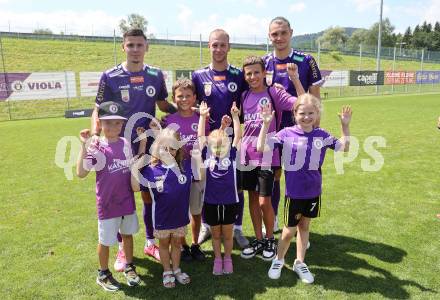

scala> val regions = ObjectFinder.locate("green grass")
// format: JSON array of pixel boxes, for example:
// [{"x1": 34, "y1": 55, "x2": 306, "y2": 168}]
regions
[{"x1": 1, "y1": 93, "x2": 439, "y2": 299}]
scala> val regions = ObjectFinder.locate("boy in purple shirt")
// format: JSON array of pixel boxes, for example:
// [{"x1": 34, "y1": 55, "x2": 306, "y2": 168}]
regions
[
  {"x1": 239, "y1": 56, "x2": 304, "y2": 262},
  {"x1": 91, "y1": 29, "x2": 177, "y2": 268},
  {"x1": 163, "y1": 78, "x2": 210, "y2": 262},
  {"x1": 76, "y1": 101, "x2": 143, "y2": 292},
  {"x1": 257, "y1": 94, "x2": 352, "y2": 284},
  {"x1": 197, "y1": 101, "x2": 241, "y2": 275},
  {"x1": 264, "y1": 16, "x2": 324, "y2": 234}
]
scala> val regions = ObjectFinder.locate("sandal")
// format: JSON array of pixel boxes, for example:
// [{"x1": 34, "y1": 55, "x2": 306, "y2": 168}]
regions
[
  {"x1": 162, "y1": 271, "x2": 175, "y2": 288},
  {"x1": 173, "y1": 268, "x2": 190, "y2": 285}
]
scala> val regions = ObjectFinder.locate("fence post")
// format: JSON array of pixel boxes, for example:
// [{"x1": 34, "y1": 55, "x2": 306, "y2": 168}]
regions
[
  {"x1": 266, "y1": 38, "x2": 269, "y2": 53},
  {"x1": 317, "y1": 40, "x2": 321, "y2": 68},
  {"x1": 358, "y1": 44, "x2": 362, "y2": 96},
  {"x1": 199, "y1": 34, "x2": 203, "y2": 68},
  {"x1": 113, "y1": 29, "x2": 117, "y2": 67},
  {"x1": 419, "y1": 48, "x2": 424, "y2": 93},
  {"x1": 64, "y1": 71, "x2": 71, "y2": 110},
  {"x1": 0, "y1": 31, "x2": 12, "y2": 120},
  {"x1": 392, "y1": 46, "x2": 396, "y2": 94}
]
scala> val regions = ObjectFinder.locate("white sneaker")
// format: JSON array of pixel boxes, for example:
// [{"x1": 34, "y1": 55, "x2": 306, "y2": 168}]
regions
[
  {"x1": 197, "y1": 225, "x2": 211, "y2": 245},
  {"x1": 293, "y1": 259, "x2": 314, "y2": 284},
  {"x1": 268, "y1": 258, "x2": 284, "y2": 279}
]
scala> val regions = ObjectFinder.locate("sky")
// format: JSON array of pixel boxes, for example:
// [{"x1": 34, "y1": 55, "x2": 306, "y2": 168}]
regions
[{"x1": 0, "y1": 0, "x2": 439, "y2": 43}]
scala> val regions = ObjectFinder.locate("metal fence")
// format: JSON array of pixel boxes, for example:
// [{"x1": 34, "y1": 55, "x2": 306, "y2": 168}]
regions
[{"x1": 1, "y1": 31, "x2": 440, "y2": 121}]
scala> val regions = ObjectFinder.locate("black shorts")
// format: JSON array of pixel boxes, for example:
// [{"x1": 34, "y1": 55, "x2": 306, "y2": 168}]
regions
[
  {"x1": 284, "y1": 196, "x2": 321, "y2": 227},
  {"x1": 203, "y1": 203, "x2": 239, "y2": 226},
  {"x1": 239, "y1": 167, "x2": 274, "y2": 196}
]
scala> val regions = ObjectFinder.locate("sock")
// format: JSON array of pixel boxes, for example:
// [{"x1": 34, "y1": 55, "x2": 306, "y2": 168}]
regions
[
  {"x1": 234, "y1": 191, "x2": 244, "y2": 226},
  {"x1": 271, "y1": 180, "x2": 280, "y2": 216}
]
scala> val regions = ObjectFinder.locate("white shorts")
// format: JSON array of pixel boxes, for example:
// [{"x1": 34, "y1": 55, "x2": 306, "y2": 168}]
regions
[
  {"x1": 189, "y1": 180, "x2": 204, "y2": 215},
  {"x1": 98, "y1": 212, "x2": 139, "y2": 246}
]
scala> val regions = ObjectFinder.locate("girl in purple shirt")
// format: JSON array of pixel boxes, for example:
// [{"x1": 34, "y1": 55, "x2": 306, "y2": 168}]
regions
[{"x1": 257, "y1": 94, "x2": 352, "y2": 284}]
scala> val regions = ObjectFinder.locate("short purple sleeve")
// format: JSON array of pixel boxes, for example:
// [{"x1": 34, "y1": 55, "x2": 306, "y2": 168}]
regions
[
  {"x1": 156, "y1": 70, "x2": 169, "y2": 101},
  {"x1": 95, "y1": 72, "x2": 112, "y2": 106},
  {"x1": 271, "y1": 86, "x2": 296, "y2": 112},
  {"x1": 307, "y1": 56, "x2": 323, "y2": 86}
]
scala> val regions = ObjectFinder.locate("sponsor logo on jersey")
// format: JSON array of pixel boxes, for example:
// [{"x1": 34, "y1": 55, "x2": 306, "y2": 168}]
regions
[
  {"x1": 178, "y1": 174, "x2": 187, "y2": 184},
  {"x1": 213, "y1": 75, "x2": 226, "y2": 81},
  {"x1": 293, "y1": 55, "x2": 305, "y2": 62},
  {"x1": 266, "y1": 71, "x2": 273, "y2": 86},
  {"x1": 258, "y1": 97, "x2": 270, "y2": 107},
  {"x1": 146, "y1": 85, "x2": 156, "y2": 97},
  {"x1": 203, "y1": 82, "x2": 212, "y2": 96},
  {"x1": 133, "y1": 85, "x2": 144, "y2": 91},
  {"x1": 227, "y1": 82, "x2": 238, "y2": 92},
  {"x1": 147, "y1": 69, "x2": 159, "y2": 77},
  {"x1": 96, "y1": 81, "x2": 106, "y2": 102},
  {"x1": 119, "y1": 84, "x2": 130, "y2": 89},
  {"x1": 221, "y1": 158, "x2": 231, "y2": 168},
  {"x1": 229, "y1": 68, "x2": 240, "y2": 76},
  {"x1": 121, "y1": 89, "x2": 130, "y2": 102},
  {"x1": 309, "y1": 58, "x2": 319, "y2": 79},
  {"x1": 276, "y1": 64, "x2": 287, "y2": 70},
  {"x1": 130, "y1": 76, "x2": 144, "y2": 84}
]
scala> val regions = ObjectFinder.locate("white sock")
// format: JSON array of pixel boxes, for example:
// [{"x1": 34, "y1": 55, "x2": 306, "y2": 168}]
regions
[
  {"x1": 202, "y1": 223, "x2": 210, "y2": 229},
  {"x1": 146, "y1": 239, "x2": 155, "y2": 247},
  {"x1": 233, "y1": 225, "x2": 242, "y2": 231}
]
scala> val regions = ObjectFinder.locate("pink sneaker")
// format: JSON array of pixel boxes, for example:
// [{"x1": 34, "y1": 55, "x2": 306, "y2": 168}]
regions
[
  {"x1": 114, "y1": 249, "x2": 126, "y2": 272},
  {"x1": 213, "y1": 258, "x2": 223, "y2": 275},
  {"x1": 223, "y1": 257, "x2": 233, "y2": 274},
  {"x1": 144, "y1": 244, "x2": 161, "y2": 261}
]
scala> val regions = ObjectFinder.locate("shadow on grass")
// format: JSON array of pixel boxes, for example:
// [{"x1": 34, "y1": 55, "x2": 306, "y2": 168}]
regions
[{"x1": 119, "y1": 233, "x2": 433, "y2": 299}]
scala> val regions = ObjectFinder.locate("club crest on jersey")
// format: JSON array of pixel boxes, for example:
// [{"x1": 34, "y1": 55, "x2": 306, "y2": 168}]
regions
[
  {"x1": 204, "y1": 82, "x2": 212, "y2": 96},
  {"x1": 146, "y1": 85, "x2": 156, "y2": 97},
  {"x1": 178, "y1": 174, "x2": 187, "y2": 184},
  {"x1": 227, "y1": 82, "x2": 238, "y2": 92},
  {"x1": 121, "y1": 89, "x2": 130, "y2": 102},
  {"x1": 156, "y1": 180, "x2": 164, "y2": 192},
  {"x1": 259, "y1": 97, "x2": 270, "y2": 107},
  {"x1": 221, "y1": 158, "x2": 231, "y2": 168},
  {"x1": 191, "y1": 123, "x2": 198, "y2": 132},
  {"x1": 265, "y1": 71, "x2": 273, "y2": 86},
  {"x1": 313, "y1": 139, "x2": 324, "y2": 149}
]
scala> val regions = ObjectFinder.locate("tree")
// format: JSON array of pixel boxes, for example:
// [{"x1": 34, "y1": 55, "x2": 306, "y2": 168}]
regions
[
  {"x1": 33, "y1": 28, "x2": 52, "y2": 35},
  {"x1": 347, "y1": 28, "x2": 368, "y2": 50},
  {"x1": 364, "y1": 18, "x2": 396, "y2": 47},
  {"x1": 119, "y1": 14, "x2": 148, "y2": 34},
  {"x1": 317, "y1": 26, "x2": 348, "y2": 50},
  {"x1": 402, "y1": 26, "x2": 412, "y2": 46},
  {"x1": 434, "y1": 22, "x2": 440, "y2": 33}
]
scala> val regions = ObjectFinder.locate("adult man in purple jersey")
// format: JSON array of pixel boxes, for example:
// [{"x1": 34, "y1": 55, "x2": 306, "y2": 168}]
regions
[
  {"x1": 263, "y1": 17, "x2": 323, "y2": 236},
  {"x1": 91, "y1": 29, "x2": 177, "y2": 270},
  {"x1": 192, "y1": 29, "x2": 249, "y2": 249}
]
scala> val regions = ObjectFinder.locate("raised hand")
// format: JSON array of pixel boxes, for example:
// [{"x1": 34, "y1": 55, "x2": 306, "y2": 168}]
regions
[
  {"x1": 221, "y1": 115, "x2": 232, "y2": 129},
  {"x1": 199, "y1": 101, "x2": 210, "y2": 118},
  {"x1": 79, "y1": 129, "x2": 91, "y2": 144},
  {"x1": 273, "y1": 83, "x2": 285, "y2": 90},
  {"x1": 260, "y1": 103, "x2": 274, "y2": 125},
  {"x1": 136, "y1": 127, "x2": 147, "y2": 141},
  {"x1": 287, "y1": 63, "x2": 299, "y2": 80},
  {"x1": 231, "y1": 102, "x2": 240, "y2": 117},
  {"x1": 338, "y1": 106, "x2": 352, "y2": 126},
  {"x1": 149, "y1": 119, "x2": 161, "y2": 131}
]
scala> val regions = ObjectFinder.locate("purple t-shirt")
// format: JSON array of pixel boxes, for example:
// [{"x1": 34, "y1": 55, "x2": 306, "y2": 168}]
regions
[
  {"x1": 95, "y1": 64, "x2": 168, "y2": 149},
  {"x1": 192, "y1": 64, "x2": 246, "y2": 130},
  {"x1": 85, "y1": 138, "x2": 136, "y2": 220},
  {"x1": 141, "y1": 161, "x2": 193, "y2": 230},
  {"x1": 263, "y1": 49, "x2": 323, "y2": 127},
  {"x1": 241, "y1": 86, "x2": 296, "y2": 167},
  {"x1": 164, "y1": 112, "x2": 210, "y2": 159},
  {"x1": 202, "y1": 146, "x2": 239, "y2": 205},
  {"x1": 273, "y1": 126, "x2": 341, "y2": 199}
]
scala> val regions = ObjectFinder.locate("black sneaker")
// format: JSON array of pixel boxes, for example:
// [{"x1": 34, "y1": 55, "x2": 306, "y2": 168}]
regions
[
  {"x1": 96, "y1": 269, "x2": 120, "y2": 292},
  {"x1": 124, "y1": 263, "x2": 141, "y2": 286},
  {"x1": 190, "y1": 244, "x2": 206, "y2": 261},
  {"x1": 240, "y1": 239, "x2": 265, "y2": 259},
  {"x1": 262, "y1": 238, "x2": 277, "y2": 261},
  {"x1": 181, "y1": 245, "x2": 193, "y2": 262}
]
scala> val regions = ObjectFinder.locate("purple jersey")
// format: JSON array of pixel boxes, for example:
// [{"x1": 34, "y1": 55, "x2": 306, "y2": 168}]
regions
[
  {"x1": 85, "y1": 138, "x2": 136, "y2": 220},
  {"x1": 241, "y1": 86, "x2": 296, "y2": 167},
  {"x1": 164, "y1": 112, "x2": 210, "y2": 159},
  {"x1": 192, "y1": 64, "x2": 246, "y2": 130},
  {"x1": 263, "y1": 49, "x2": 323, "y2": 127},
  {"x1": 141, "y1": 161, "x2": 193, "y2": 230},
  {"x1": 202, "y1": 146, "x2": 239, "y2": 205},
  {"x1": 274, "y1": 126, "x2": 341, "y2": 199},
  {"x1": 95, "y1": 64, "x2": 168, "y2": 147}
]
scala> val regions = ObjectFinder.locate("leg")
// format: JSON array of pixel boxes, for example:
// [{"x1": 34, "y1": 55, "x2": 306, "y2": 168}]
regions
[
  {"x1": 159, "y1": 237, "x2": 171, "y2": 272},
  {"x1": 249, "y1": 191, "x2": 263, "y2": 240},
  {"x1": 222, "y1": 224, "x2": 234, "y2": 258},
  {"x1": 296, "y1": 217, "x2": 311, "y2": 263},
  {"x1": 98, "y1": 243, "x2": 110, "y2": 271},
  {"x1": 271, "y1": 180, "x2": 281, "y2": 229},
  {"x1": 191, "y1": 214, "x2": 202, "y2": 245},
  {"x1": 121, "y1": 234, "x2": 133, "y2": 264},
  {"x1": 211, "y1": 225, "x2": 222, "y2": 259},
  {"x1": 259, "y1": 195, "x2": 275, "y2": 239},
  {"x1": 233, "y1": 191, "x2": 249, "y2": 248},
  {"x1": 171, "y1": 235, "x2": 191, "y2": 284},
  {"x1": 277, "y1": 226, "x2": 296, "y2": 260}
]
